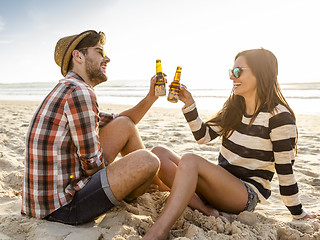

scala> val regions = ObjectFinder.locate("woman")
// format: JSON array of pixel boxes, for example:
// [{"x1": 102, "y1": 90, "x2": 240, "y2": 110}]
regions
[{"x1": 143, "y1": 48, "x2": 317, "y2": 240}]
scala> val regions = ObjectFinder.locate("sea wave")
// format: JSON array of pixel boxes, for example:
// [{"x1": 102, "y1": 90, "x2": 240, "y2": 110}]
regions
[{"x1": 0, "y1": 81, "x2": 319, "y2": 114}]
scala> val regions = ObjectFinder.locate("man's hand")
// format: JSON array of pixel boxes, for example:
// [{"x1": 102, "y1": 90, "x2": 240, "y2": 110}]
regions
[
  {"x1": 84, "y1": 162, "x2": 106, "y2": 176},
  {"x1": 148, "y1": 75, "x2": 159, "y2": 100}
]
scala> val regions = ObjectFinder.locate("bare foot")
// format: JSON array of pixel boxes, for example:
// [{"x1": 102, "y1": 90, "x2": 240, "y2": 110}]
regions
[
  {"x1": 202, "y1": 205, "x2": 220, "y2": 217},
  {"x1": 152, "y1": 176, "x2": 171, "y2": 192},
  {"x1": 142, "y1": 230, "x2": 168, "y2": 240}
]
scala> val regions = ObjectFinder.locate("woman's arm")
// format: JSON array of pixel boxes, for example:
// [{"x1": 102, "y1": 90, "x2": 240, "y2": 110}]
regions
[
  {"x1": 270, "y1": 106, "x2": 306, "y2": 219},
  {"x1": 180, "y1": 86, "x2": 221, "y2": 144}
]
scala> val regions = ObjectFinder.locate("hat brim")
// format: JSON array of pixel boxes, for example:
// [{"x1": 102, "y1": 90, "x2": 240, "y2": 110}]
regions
[{"x1": 60, "y1": 30, "x2": 96, "y2": 77}]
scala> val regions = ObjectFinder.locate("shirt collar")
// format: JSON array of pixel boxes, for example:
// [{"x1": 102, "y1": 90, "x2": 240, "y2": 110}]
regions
[{"x1": 65, "y1": 72, "x2": 93, "y2": 88}]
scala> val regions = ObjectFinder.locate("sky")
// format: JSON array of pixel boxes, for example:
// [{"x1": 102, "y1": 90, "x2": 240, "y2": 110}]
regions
[{"x1": 0, "y1": 0, "x2": 320, "y2": 89}]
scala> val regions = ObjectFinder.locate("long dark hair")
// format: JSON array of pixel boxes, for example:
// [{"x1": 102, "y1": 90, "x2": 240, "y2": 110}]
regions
[{"x1": 207, "y1": 48, "x2": 296, "y2": 139}]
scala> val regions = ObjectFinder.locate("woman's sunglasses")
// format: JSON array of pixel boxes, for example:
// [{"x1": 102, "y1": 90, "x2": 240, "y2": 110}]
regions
[{"x1": 229, "y1": 67, "x2": 249, "y2": 78}]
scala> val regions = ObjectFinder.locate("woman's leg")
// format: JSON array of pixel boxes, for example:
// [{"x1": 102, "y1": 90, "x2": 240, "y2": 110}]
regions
[
  {"x1": 143, "y1": 153, "x2": 248, "y2": 240},
  {"x1": 151, "y1": 146, "x2": 180, "y2": 191},
  {"x1": 151, "y1": 146, "x2": 221, "y2": 216}
]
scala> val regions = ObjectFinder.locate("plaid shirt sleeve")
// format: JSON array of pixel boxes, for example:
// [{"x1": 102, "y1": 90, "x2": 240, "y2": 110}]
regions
[
  {"x1": 99, "y1": 112, "x2": 119, "y2": 128},
  {"x1": 65, "y1": 86, "x2": 105, "y2": 171}
]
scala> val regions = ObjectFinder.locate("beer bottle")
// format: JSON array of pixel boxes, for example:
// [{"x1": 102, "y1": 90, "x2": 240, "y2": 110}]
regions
[
  {"x1": 167, "y1": 66, "x2": 182, "y2": 103},
  {"x1": 155, "y1": 59, "x2": 166, "y2": 96}
]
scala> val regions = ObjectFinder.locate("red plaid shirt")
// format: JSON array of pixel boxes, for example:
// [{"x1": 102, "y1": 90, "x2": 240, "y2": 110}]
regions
[{"x1": 22, "y1": 72, "x2": 113, "y2": 218}]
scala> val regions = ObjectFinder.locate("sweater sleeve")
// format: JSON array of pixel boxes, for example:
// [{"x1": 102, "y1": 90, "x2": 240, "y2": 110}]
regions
[
  {"x1": 269, "y1": 107, "x2": 306, "y2": 219},
  {"x1": 182, "y1": 102, "x2": 221, "y2": 144}
]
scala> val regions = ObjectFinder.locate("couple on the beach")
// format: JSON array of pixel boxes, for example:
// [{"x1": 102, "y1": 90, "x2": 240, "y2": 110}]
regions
[{"x1": 21, "y1": 30, "x2": 317, "y2": 239}]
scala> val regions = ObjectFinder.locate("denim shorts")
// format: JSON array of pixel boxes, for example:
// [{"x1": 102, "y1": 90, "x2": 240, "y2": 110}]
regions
[
  {"x1": 242, "y1": 181, "x2": 258, "y2": 212},
  {"x1": 45, "y1": 168, "x2": 120, "y2": 225}
]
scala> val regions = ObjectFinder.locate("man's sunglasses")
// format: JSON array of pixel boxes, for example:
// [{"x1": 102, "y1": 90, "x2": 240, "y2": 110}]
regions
[
  {"x1": 78, "y1": 47, "x2": 106, "y2": 58},
  {"x1": 229, "y1": 67, "x2": 249, "y2": 78}
]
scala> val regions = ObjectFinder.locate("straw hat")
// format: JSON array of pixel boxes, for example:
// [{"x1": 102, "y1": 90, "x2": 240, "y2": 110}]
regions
[{"x1": 54, "y1": 30, "x2": 97, "y2": 77}]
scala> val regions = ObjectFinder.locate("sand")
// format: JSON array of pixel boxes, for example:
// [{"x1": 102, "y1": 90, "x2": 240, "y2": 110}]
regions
[{"x1": 0, "y1": 100, "x2": 319, "y2": 240}]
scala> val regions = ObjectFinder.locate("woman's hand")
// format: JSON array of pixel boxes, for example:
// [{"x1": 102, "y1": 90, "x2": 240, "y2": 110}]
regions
[{"x1": 179, "y1": 84, "x2": 195, "y2": 108}]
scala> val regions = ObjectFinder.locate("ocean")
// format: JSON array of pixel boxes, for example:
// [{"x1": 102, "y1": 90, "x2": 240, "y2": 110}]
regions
[{"x1": 0, "y1": 80, "x2": 319, "y2": 115}]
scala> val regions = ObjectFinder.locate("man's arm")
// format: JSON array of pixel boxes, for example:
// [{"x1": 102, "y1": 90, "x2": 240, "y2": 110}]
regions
[
  {"x1": 119, "y1": 76, "x2": 158, "y2": 124},
  {"x1": 66, "y1": 86, "x2": 106, "y2": 176}
]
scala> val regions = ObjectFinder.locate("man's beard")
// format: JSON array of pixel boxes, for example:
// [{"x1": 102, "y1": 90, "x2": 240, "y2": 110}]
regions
[{"x1": 85, "y1": 57, "x2": 107, "y2": 85}]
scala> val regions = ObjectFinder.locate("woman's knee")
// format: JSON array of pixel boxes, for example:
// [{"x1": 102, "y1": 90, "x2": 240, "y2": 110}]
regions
[
  {"x1": 151, "y1": 145, "x2": 167, "y2": 155},
  {"x1": 152, "y1": 146, "x2": 180, "y2": 170},
  {"x1": 151, "y1": 146, "x2": 171, "y2": 161},
  {"x1": 179, "y1": 153, "x2": 198, "y2": 169}
]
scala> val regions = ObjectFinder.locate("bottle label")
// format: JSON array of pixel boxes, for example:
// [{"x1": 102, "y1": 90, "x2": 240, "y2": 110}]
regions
[
  {"x1": 167, "y1": 92, "x2": 179, "y2": 103},
  {"x1": 155, "y1": 72, "x2": 165, "y2": 85},
  {"x1": 155, "y1": 85, "x2": 166, "y2": 96}
]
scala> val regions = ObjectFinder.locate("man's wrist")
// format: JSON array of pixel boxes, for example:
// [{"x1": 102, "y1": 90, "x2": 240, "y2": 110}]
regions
[{"x1": 146, "y1": 93, "x2": 158, "y2": 103}]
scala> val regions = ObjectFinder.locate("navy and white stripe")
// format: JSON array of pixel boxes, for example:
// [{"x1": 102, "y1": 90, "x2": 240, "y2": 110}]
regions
[{"x1": 182, "y1": 102, "x2": 306, "y2": 219}]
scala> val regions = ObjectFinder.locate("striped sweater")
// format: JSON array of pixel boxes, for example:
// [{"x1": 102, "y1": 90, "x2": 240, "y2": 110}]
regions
[{"x1": 182, "y1": 102, "x2": 306, "y2": 219}]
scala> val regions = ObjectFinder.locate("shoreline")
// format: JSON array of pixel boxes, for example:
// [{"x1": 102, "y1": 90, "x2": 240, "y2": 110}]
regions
[{"x1": 1, "y1": 98, "x2": 320, "y2": 113}]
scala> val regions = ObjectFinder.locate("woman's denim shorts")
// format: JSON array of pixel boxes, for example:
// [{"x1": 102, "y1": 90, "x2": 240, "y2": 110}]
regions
[{"x1": 242, "y1": 181, "x2": 259, "y2": 212}]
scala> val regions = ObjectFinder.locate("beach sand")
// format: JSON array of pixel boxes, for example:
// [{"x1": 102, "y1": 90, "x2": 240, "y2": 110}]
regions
[{"x1": 0, "y1": 100, "x2": 319, "y2": 240}]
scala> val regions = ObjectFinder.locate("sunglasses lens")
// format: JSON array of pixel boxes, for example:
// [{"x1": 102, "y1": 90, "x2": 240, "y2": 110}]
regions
[
  {"x1": 233, "y1": 68, "x2": 241, "y2": 78},
  {"x1": 102, "y1": 48, "x2": 106, "y2": 57}
]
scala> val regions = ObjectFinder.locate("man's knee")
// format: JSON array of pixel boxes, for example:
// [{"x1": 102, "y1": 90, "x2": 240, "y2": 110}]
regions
[
  {"x1": 135, "y1": 149, "x2": 160, "y2": 175},
  {"x1": 113, "y1": 116, "x2": 135, "y2": 129},
  {"x1": 100, "y1": 116, "x2": 136, "y2": 134}
]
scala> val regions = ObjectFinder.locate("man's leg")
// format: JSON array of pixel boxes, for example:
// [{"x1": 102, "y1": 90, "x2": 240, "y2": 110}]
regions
[
  {"x1": 45, "y1": 151, "x2": 160, "y2": 225},
  {"x1": 99, "y1": 116, "x2": 145, "y2": 164},
  {"x1": 106, "y1": 149, "x2": 160, "y2": 201}
]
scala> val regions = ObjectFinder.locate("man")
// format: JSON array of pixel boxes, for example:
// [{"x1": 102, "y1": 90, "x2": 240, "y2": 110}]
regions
[{"x1": 21, "y1": 30, "x2": 160, "y2": 225}]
